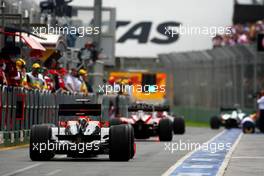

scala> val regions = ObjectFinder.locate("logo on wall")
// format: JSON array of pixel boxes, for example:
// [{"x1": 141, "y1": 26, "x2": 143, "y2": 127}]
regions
[{"x1": 116, "y1": 21, "x2": 180, "y2": 44}]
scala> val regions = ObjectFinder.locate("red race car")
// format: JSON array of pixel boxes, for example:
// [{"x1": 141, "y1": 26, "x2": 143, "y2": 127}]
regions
[{"x1": 110, "y1": 103, "x2": 185, "y2": 141}]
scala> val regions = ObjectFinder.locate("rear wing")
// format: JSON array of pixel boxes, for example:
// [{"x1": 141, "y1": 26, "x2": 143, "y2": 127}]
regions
[
  {"x1": 154, "y1": 105, "x2": 170, "y2": 112},
  {"x1": 220, "y1": 107, "x2": 238, "y2": 112},
  {"x1": 128, "y1": 104, "x2": 154, "y2": 112},
  {"x1": 58, "y1": 104, "x2": 101, "y2": 116}
]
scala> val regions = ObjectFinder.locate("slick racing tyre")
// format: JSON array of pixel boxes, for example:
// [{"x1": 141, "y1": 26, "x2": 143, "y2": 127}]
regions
[
  {"x1": 127, "y1": 124, "x2": 135, "y2": 159},
  {"x1": 29, "y1": 124, "x2": 55, "y2": 161},
  {"x1": 173, "y1": 117, "x2": 185, "y2": 134},
  {"x1": 158, "y1": 118, "x2": 173, "y2": 141},
  {"x1": 242, "y1": 121, "x2": 255, "y2": 134},
  {"x1": 210, "y1": 116, "x2": 220, "y2": 129},
  {"x1": 109, "y1": 124, "x2": 133, "y2": 161}
]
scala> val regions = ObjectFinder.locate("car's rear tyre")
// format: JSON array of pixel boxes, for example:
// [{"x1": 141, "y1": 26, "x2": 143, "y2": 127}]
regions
[
  {"x1": 127, "y1": 125, "x2": 135, "y2": 159},
  {"x1": 173, "y1": 117, "x2": 185, "y2": 134},
  {"x1": 158, "y1": 118, "x2": 173, "y2": 141},
  {"x1": 109, "y1": 124, "x2": 133, "y2": 161},
  {"x1": 109, "y1": 118, "x2": 122, "y2": 126},
  {"x1": 29, "y1": 124, "x2": 55, "y2": 161},
  {"x1": 210, "y1": 116, "x2": 220, "y2": 129},
  {"x1": 242, "y1": 121, "x2": 255, "y2": 134}
]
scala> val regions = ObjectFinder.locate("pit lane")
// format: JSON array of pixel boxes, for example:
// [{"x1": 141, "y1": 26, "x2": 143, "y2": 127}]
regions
[{"x1": 0, "y1": 127, "x2": 262, "y2": 176}]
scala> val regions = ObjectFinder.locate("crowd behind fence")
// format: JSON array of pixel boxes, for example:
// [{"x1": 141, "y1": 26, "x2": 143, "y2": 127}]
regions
[
  {"x1": 0, "y1": 85, "x2": 132, "y2": 134},
  {"x1": 0, "y1": 85, "x2": 98, "y2": 132}
]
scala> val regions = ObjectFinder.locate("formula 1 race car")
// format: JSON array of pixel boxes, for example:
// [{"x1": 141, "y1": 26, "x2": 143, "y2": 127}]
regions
[
  {"x1": 153, "y1": 105, "x2": 185, "y2": 135},
  {"x1": 29, "y1": 99, "x2": 135, "y2": 161},
  {"x1": 241, "y1": 111, "x2": 264, "y2": 134},
  {"x1": 210, "y1": 107, "x2": 246, "y2": 129},
  {"x1": 241, "y1": 113, "x2": 257, "y2": 134},
  {"x1": 110, "y1": 103, "x2": 185, "y2": 141}
]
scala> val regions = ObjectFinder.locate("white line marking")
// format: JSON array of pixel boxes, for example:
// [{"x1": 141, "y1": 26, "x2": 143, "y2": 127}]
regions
[
  {"x1": 45, "y1": 169, "x2": 62, "y2": 176},
  {"x1": 175, "y1": 173, "x2": 211, "y2": 176},
  {"x1": 207, "y1": 153, "x2": 221, "y2": 156},
  {"x1": 182, "y1": 165, "x2": 214, "y2": 169},
  {"x1": 2, "y1": 163, "x2": 42, "y2": 176},
  {"x1": 191, "y1": 158, "x2": 213, "y2": 162},
  {"x1": 232, "y1": 156, "x2": 264, "y2": 159},
  {"x1": 55, "y1": 155, "x2": 67, "y2": 159},
  {"x1": 162, "y1": 130, "x2": 226, "y2": 176},
  {"x1": 216, "y1": 132, "x2": 243, "y2": 176}
]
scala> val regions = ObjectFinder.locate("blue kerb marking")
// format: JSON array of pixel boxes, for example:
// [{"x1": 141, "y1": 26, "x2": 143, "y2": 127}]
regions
[{"x1": 170, "y1": 129, "x2": 241, "y2": 176}]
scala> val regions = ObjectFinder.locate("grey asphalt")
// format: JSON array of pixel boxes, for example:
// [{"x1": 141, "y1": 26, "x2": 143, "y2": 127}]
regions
[
  {"x1": 224, "y1": 131, "x2": 264, "y2": 176},
  {"x1": 0, "y1": 127, "x2": 220, "y2": 176}
]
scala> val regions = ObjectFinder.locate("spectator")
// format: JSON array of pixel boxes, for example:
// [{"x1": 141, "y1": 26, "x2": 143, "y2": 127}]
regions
[
  {"x1": 78, "y1": 41, "x2": 99, "y2": 66},
  {"x1": 257, "y1": 90, "x2": 264, "y2": 132},
  {"x1": 212, "y1": 35, "x2": 223, "y2": 48},
  {"x1": 79, "y1": 69, "x2": 93, "y2": 93},
  {"x1": 42, "y1": 67, "x2": 54, "y2": 91},
  {"x1": 64, "y1": 68, "x2": 81, "y2": 93},
  {"x1": 213, "y1": 19, "x2": 264, "y2": 47},
  {"x1": 14, "y1": 58, "x2": 28, "y2": 88},
  {"x1": 48, "y1": 67, "x2": 67, "y2": 93},
  {"x1": 79, "y1": 69, "x2": 89, "y2": 95},
  {"x1": 0, "y1": 60, "x2": 7, "y2": 85},
  {"x1": 26, "y1": 63, "x2": 45, "y2": 90},
  {"x1": 3, "y1": 57, "x2": 18, "y2": 86},
  {"x1": 57, "y1": 68, "x2": 68, "y2": 93}
]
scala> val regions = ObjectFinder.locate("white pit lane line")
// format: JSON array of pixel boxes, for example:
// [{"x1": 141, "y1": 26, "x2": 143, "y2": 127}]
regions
[
  {"x1": 232, "y1": 156, "x2": 264, "y2": 159},
  {"x1": 162, "y1": 130, "x2": 226, "y2": 176},
  {"x1": 45, "y1": 169, "x2": 62, "y2": 176},
  {"x1": 162, "y1": 130, "x2": 243, "y2": 176},
  {"x1": 216, "y1": 132, "x2": 242, "y2": 176},
  {"x1": 1, "y1": 163, "x2": 42, "y2": 176}
]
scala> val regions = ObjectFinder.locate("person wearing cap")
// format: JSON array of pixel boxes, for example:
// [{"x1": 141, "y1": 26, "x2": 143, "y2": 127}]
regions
[
  {"x1": 79, "y1": 69, "x2": 89, "y2": 95},
  {"x1": 57, "y1": 67, "x2": 68, "y2": 93},
  {"x1": 26, "y1": 63, "x2": 45, "y2": 90},
  {"x1": 42, "y1": 67, "x2": 54, "y2": 91},
  {"x1": 14, "y1": 58, "x2": 28, "y2": 88}
]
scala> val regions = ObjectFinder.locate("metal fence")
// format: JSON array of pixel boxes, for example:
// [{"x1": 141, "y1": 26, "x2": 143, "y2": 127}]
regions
[
  {"x1": 0, "y1": 85, "x2": 97, "y2": 131},
  {"x1": 0, "y1": 85, "x2": 131, "y2": 146},
  {"x1": 0, "y1": 85, "x2": 132, "y2": 131},
  {"x1": 111, "y1": 44, "x2": 264, "y2": 122},
  {"x1": 159, "y1": 44, "x2": 264, "y2": 122}
]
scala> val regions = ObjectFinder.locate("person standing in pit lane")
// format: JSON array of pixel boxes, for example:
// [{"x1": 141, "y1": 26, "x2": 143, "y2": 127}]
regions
[
  {"x1": 257, "y1": 90, "x2": 264, "y2": 133},
  {"x1": 0, "y1": 60, "x2": 7, "y2": 85}
]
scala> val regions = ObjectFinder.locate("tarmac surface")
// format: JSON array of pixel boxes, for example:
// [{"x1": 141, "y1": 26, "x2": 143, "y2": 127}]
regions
[
  {"x1": 224, "y1": 132, "x2": 264, "y2": 176},
  {"x1": 0, "y1": 127, "x2": 263, "y2": 176}
]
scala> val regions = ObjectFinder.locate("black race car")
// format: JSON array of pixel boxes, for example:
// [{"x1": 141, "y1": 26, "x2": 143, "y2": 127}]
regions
[{"x1": 29, "y1": 99, "x2": 135, "y2": 161}]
